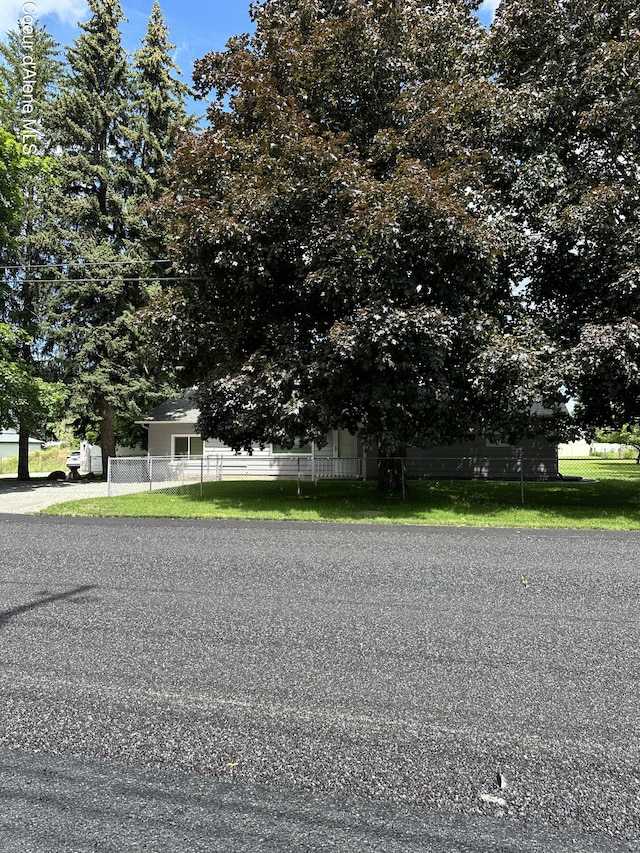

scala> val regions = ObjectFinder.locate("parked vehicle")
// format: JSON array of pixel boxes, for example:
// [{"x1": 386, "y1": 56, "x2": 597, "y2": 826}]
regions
[{"x1": 66, "y1": 450, "x2": 82, "y2": 470}]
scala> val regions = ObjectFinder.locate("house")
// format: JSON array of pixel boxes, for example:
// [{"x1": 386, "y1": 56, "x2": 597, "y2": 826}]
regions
[
  {"x1": 137, "y1": 396, "x2": 365, "y2": 478},
  {"x1": 0, "y1": 428, "x2": 43, "y2": 460},
  {"x1": 137, "y1": 396, "x2": 560, "y2": 481}
]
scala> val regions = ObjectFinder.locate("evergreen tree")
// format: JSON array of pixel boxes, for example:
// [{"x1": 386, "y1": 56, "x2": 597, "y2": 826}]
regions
[
  {"x1": 48, "y1": 0, "x2": 167, "y2": 473},
  {"x1": 132, "y1": 0, "x2": 195, "y2": 263},
  {"x1": 0, "y1": 19, "x2": 62, "y2": 139},
  {"x1": 134, "y1": 0, "x2": 194, "y2": 191}
]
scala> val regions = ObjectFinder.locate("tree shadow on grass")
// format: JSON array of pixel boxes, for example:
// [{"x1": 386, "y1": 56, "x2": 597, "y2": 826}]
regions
[{"x1": 178, "y1": 478, "x2": 640, "y2": 527}]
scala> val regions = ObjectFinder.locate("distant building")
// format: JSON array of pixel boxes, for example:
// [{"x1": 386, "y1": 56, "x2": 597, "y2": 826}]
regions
[{"x1": 0, "y1": 428, "x2": 43, "y2": 460}]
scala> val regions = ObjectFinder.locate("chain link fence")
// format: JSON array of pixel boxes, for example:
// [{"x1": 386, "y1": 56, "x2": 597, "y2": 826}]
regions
[
  {"x1": 107, "y1": 453, "x2": 639, "y2": 508},
  {"x1": 107, "y1": 456, "x2": 212, "y2": 497},
  {"x1": 107, "y1": 454, "x2": 367, "y2": 498}
]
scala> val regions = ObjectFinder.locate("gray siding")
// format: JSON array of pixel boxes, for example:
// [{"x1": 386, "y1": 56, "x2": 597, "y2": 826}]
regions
[
  {"x1": 146, "y1": 422, "x2": 190, "y2": 457},
  {"x1": 146, "y1": 422, "x2": 556, "y2": 481},
  {"x1": 366, "y1": 438, "x2": 558, "y2": 481},
  {"x1": 146, "y1": 426, "x2": 355, "y2": 461}
]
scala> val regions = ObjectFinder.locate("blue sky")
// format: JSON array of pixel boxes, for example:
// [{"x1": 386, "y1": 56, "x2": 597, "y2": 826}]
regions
[
  {"x1": 0, "y1": 2, "x2": 253, "y2": 73},
  {"x1": 1, "y1": 0, "x2": 497, "y2": 118},
  {"x1": 0, "y1": 1, "x2": 254, "y2": 117}
]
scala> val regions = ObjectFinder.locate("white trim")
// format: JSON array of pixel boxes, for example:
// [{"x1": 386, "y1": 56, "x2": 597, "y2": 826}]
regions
[
  {"x1": 171, "y1": 434, "x2": 204, "y2": 459},
  {"x1": 138, "y1": 419, "x2": 197, "y2": 425}
]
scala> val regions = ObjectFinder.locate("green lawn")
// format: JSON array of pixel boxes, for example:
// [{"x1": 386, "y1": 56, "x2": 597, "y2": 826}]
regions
[
  {"x1": 41, "y1": 458, "x2": 640, "y2": 529},
  {"x1": 558, "y1": 456, "x2": 640, "y2": 479}
]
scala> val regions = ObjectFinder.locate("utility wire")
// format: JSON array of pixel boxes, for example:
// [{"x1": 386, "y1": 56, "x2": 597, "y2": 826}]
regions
[
  {"x1": 0, "y1": 259, "x2": 175, "y2": 272},
  {"x1": 14, "y1": 276, "x2": 203, "y2": 285}
]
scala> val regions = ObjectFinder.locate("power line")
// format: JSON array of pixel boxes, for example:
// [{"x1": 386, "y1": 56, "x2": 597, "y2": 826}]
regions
[
  {"x1": 14, "y1": 276, "x2": 203, "y2": 285},
  {"x1": 0, "y1": 259, "x2": 176, "y2": 272}
]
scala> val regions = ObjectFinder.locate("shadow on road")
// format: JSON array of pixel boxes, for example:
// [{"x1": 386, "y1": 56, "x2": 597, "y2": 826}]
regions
[{"x1": 0, "y1": 584, "x2": 98, "y2": 629}]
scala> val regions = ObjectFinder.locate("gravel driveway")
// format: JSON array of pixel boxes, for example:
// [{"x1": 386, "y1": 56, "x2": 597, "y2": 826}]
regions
[{"x1": 0, "y1": 475, "x2": 109, "y2": 514}]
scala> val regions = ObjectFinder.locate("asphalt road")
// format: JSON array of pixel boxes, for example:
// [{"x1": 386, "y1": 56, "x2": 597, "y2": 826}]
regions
[{"x1": 0, "y1": 515, "x2": 638, "y2": 851}]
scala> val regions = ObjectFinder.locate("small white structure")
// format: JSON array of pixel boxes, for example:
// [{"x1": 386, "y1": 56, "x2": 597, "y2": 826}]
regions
[
  {"x1": 558, "y1": 440, "x2": 591, "y2": 457},
  {"x1": 79, "y1": 441, "x2": 103, "y2": 476},
  {"x1": 136, "y1": 397, "x2": 364, "y2": 478}
]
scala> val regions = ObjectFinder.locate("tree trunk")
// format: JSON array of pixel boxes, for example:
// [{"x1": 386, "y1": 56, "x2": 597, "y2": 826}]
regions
[
  {"x1": 377, "y1": 450, "x2": 407, "y2": 494},
  {"x1": 17, "y1": 423, "x2": 31, "y2": 481},
  {"x1": 98, "y1": 396, "x2": 116, "y2": 479}
]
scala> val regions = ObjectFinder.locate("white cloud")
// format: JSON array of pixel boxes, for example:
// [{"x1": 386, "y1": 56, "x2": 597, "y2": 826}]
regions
[
  {"x1": 0, "y1": 0, "x2": 88, "y2": 38},
  {"x1": 477, "y1": 0, "x2": 501, "y2": 23}
]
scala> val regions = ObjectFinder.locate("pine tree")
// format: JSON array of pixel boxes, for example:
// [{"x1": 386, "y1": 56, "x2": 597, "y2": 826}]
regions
[
  {"x1": 131, "y1": 0, "x2": 195, "y2": 263},
  {"x1": 0, "y1": 19, "x2": 62, "y2": 139},
  {"x1": 134, "y1": 0, "x2": 194, "y2": 192},
  {"x1": 48, "y1": 0, "x2": 162, "y2": 473}
]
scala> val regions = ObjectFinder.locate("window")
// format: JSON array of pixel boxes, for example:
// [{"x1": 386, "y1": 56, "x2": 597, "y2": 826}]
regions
[
  {"x1": 172, "y1": 435, "x2": 204, "y2": 458},
  {"x1": 271, "y1": 441, "x2": 312, "y2": 454}
]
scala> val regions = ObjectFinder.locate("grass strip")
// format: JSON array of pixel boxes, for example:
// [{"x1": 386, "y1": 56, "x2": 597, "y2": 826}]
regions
[{"x1": 40, "y1": 474, "x2": 640, "y2": 530}]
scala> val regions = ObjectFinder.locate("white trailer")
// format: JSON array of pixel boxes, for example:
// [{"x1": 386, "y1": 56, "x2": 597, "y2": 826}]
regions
[{"x1": 79, "y1": 441, "x2": 103, "y2": 476}]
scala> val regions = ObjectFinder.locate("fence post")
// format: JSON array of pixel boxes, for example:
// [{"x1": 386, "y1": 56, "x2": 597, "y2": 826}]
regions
[
  {"x1": 107, "y1": 457, "x2": 112, "y2": 497},
  {"x1": 149, "y1": 456, "x2": 153, "y2": 491},
  {"x1": 200, "y1": 455, "x2": 204, "y2": 498},
  {"x1": 519, "y1": 449, "x2": 525, "y2": 506}
]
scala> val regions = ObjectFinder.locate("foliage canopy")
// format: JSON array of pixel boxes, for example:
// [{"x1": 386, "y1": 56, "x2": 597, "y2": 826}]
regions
[
  {"x1": 488, "y1": 0, "x2": 640, "y2": 432},
  {"x1": 160, "y1": 0, "x2": 569, "y2": 455}
]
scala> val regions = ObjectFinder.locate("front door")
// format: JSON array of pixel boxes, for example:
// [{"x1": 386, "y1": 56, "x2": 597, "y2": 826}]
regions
[{"x1": 332, "y1": 430, "x2": 360, "y2": 477}]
